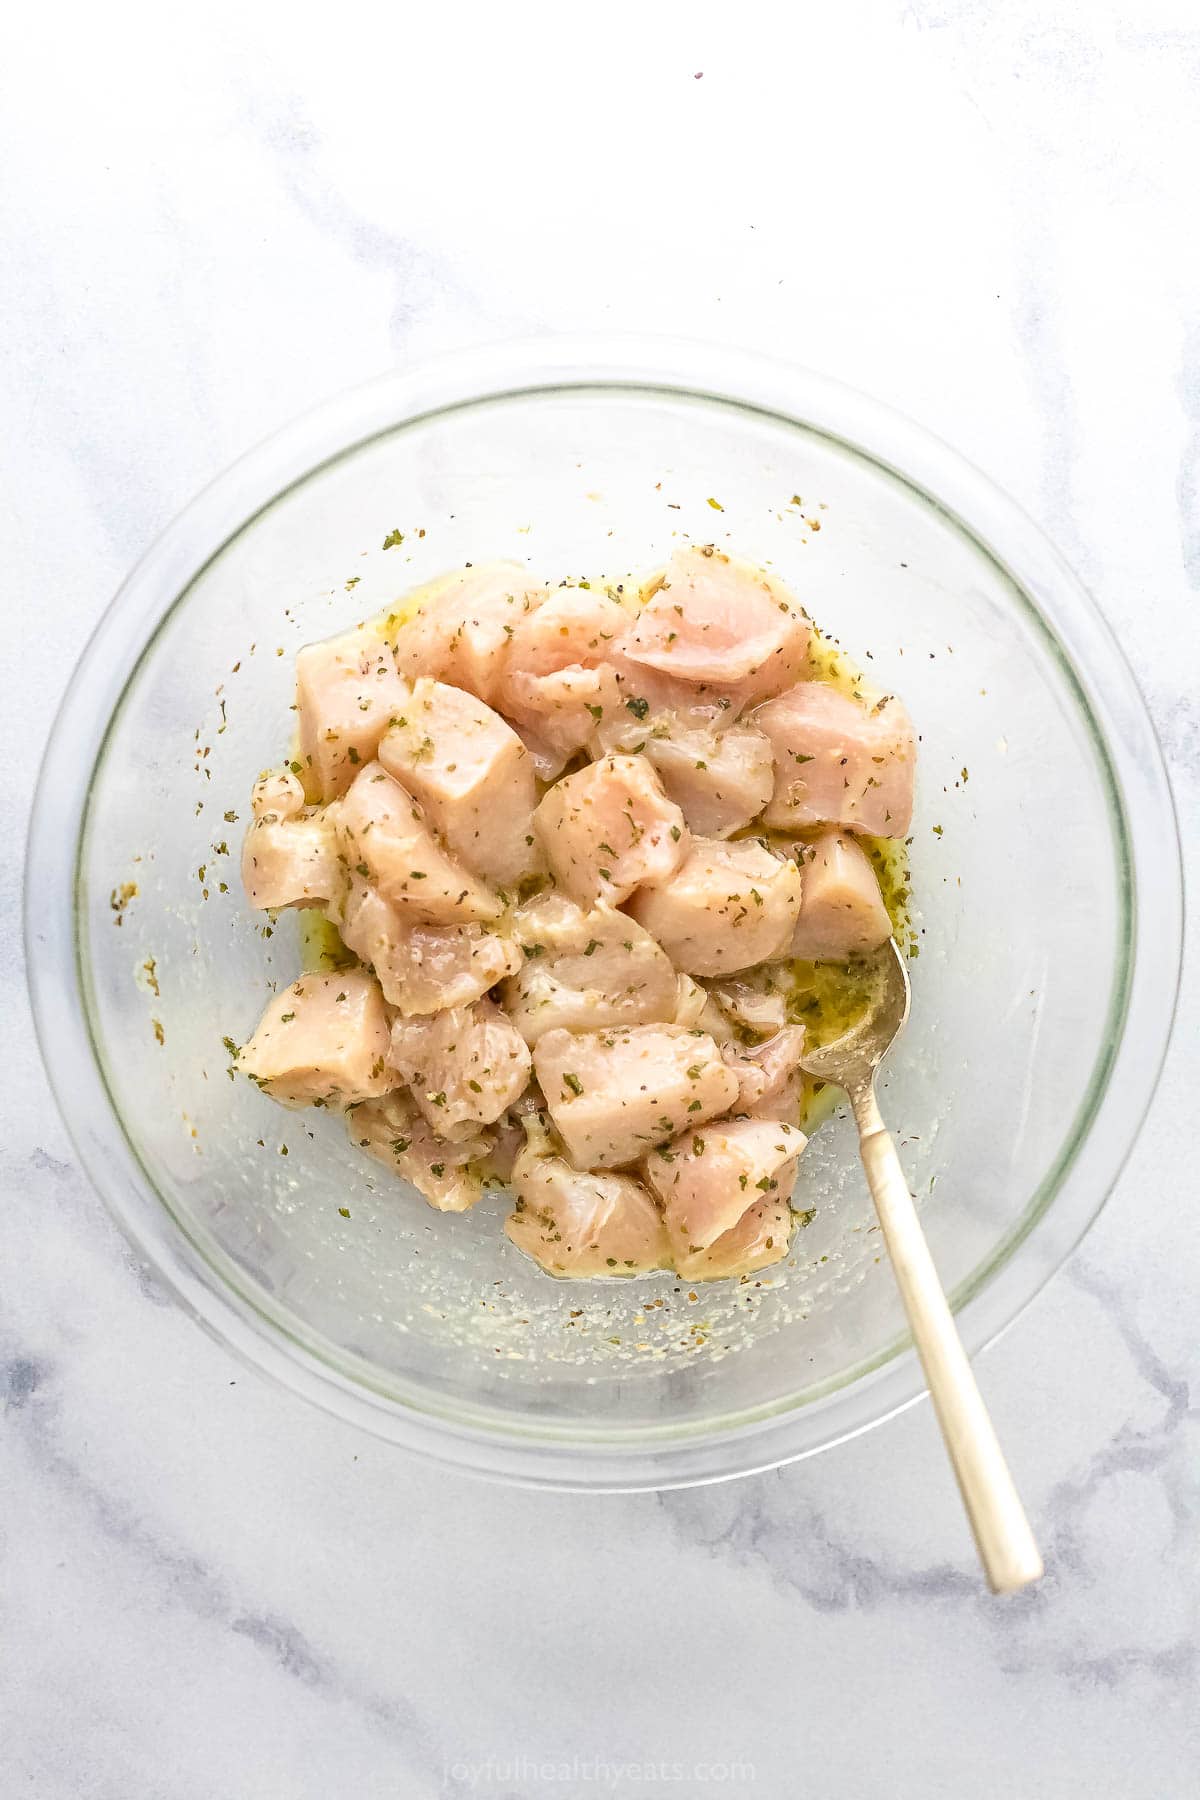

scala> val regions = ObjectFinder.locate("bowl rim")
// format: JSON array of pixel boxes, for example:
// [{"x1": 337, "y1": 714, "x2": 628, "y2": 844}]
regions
[{"x1": 24, "y1": 334, "x2": 1184, "y2": 1490}]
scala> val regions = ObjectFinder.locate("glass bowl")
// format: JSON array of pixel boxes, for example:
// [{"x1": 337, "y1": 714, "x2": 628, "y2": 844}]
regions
[{"x1": 25, "y1": 337, "x2": 1182, "y2": 1490}]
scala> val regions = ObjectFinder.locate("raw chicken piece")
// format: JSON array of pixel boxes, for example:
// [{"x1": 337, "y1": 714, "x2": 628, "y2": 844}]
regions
[
  {"x1": 693, "y1": 993, "x2": 737, "y2": 1045},
  {"x1": 754, "y1": 682, "x2": 916, "y2": 835},
  {"x1": 505, "y1": 1140, "x2": 670, "y2": 1277},
  {"x1": 722, "y1": 1026, "x2": 807, "y2": 1122},
  {"x1": 377, "y1": 678, "x2": 540, "y2": 888},
  {"x1": 241, "y1": 807, "x2": 339, "y2": 910},
  {"x1": 350, "y1": 1091, "x2": 490, "y2": 1212},
  {"x1": 295, "y1": 624, "x2": 411, "y2": 801},
  {"x1": 503, "y1": 586, "x2": 629, "y2": 680},
  {"x1": 505, "y1": 664, "x2": 627, "y2": 769},
  {"x1": 679, "y1": 1194, "x2": 795, "y2": 1281},
  {"x1": 482, "y1": 1105, "x2": 536, "y2": 1186},
  {"x1": 643, "y1": 723, "x2": 774, "y2": 839},
  {"x1": 788, "y1": 830, "x2": 892, "y2": 960},
  {"x1": 331, "y1": 875, "x2": 521, "y2": 1013},
  {"x1": 672, "y1": 975, "x2": 709, "y2": 1028},
  {"x1": 621, "y1": 548, "x2": 810, "y2": 707},
  {"x1": 238, "y1": 970, "x2": 392, "y2": 1107},
  {"x1": 533, "y1": 754, "x2": 689, "y2": 907},
  {"x1": 532, "y1": 1025, "x2": 738, "y2": 1169},
  {"x1": 504, "y1": 892, "x2": 679, "y2": 1044},
  {"x1": 710, "y1": 973, "x2": 790, "y2": 1037},
  {"x1": 643, "y1": 1118, "x2": 806, "y2": 1274},
  {"x1": 336, "y1": 763, "x2": 501, "y2": 924},
  {"x1": 590, "y1": 648, "x2": 729, "y2": 755},
  {"x1": 627, "y1": 837, "x2": 802, "y2": 977},
  {"x1": 509, "y1": 716, "x2": 574, "y2": 782},
  {"x1": 388, "y1": 998, "x2": 532, "y2": 1140},
  {"x1": 391, "y1": 562, "x2": 547, "y2": 706},
  {"x1": 250, "y1": 767, "x2": 306, "y2": 821},
  {"x1": 491, "y1": 586, "x2": 631, "y2": 763}
]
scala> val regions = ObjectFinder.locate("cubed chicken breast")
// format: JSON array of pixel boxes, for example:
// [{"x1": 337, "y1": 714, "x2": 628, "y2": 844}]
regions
[
  {"x1": 621, "y1": 548, "x2": 810, "y2": 707},
  {"x1": 482, "y1": 1103, "x2": 538, "y2": 1186},
  {"x1": 336, "y1": 762, "x2": 501, "y2": 924},
  {"x1": 644, "y1": 1118, "x2": 806, "y2": 1272},
  {"x1": 349, "y1": 1090, "x2": 490, "y2": 1212},
  {"x1": 332, "y1": 875, "x2": 521, "y2": 1013},
  {"x1": 672, "y1": 975, "x2": 709, "y2": 1029},
  {"x1": 504, "y1": 663, "x2": 627, "y2": 770},
  {"x1": 295, "y1": 624, "x2": 411, "y2": 801},
  {"x1": 533, "y1": 1025, "x2": 738, "y2": 1169},
  {"x1": 503, "y1": 892, "x2": 679, "y2": 1044},
  {"x1": 388, "y1": 998, "x2": 532, "y2": 1140},
  {"x1": 391, "y1": 561, "x2": 547, "y2": 705},
  {"x1": 377, "y1": 678, "x2": 540, "y2": 888},
  {"x1": 508, "y1": 716, "x2": 575, "y2": 782},
  {"x1": 709, "y1": 972, "x2": 790, "y2": 1037},
  {"x1": 627, "y1": 837, "x2": 802, "y2": 977},
  {"x1": 679, "y1": 1193, "x2": 795, "y2": 1281},
  {"x1": 238, "y1": 970, "x2": 393, "y2": 1107},
  {"x1": 788, "y1": 830, "x2": 893, "y2": 961},
  {"x1": 533, "y1": 754, "x2": 689, "y2": 907},
  {"x1": 241, "y1": 807, "x2": 339, "y2": 910},
  {"x1": 589, "y1": 647, "x2": 730, "y2": 755},
  {"x1": 503, "y1": 585, "x2": 629, "y2": 679},
  {"x1": 754, "y1": 682, "x2": 916, "y2": 835},
  {"x1": 643, "y1": 723, "x2": 774, "y2": 839},
  {"x1": 722, "y1": 1025, "x2": 807, "y2": 1122},
  {"x1": 250, "y1": 767, "x2": 306, "y2": 822},
  {"x1": 491, "y1": 586, "x2": 631, "y2": 764},
  {"x1": 505, "y1": 1141, "x2": 670, "y2": 1277}
]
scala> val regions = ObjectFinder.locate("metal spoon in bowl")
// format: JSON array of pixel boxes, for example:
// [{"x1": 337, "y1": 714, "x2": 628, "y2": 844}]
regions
[{"x1": 800, "y1": 940, "x2": 1043, "y2": 1594}]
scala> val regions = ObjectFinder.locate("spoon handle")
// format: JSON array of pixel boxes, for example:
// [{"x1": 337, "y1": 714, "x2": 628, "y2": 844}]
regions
[{"x1": 852, "y1": 1083, "x2": 1044, "y2": 1595}]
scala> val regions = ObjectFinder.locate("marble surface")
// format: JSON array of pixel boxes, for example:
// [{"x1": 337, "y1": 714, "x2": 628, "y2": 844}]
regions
[{"x1": 3, "y1": 4, "x2": 1198, "y2": 1794}]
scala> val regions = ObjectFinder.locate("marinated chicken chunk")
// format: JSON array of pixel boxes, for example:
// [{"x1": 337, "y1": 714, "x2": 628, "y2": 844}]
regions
[
  {"x1": 590, "y1": 647, "x2": 730, "y2": 756},
  {"x1": 709, "y1": 972, "x2": 790, "y2": 1037},
  {"x1": 391, "y1": 561, "x2": 547, "y2": 705},
  {"x1": 336, "y1": 762, "x2": 501, "y2": 924},
  {"x1": 722, "y1": 1025, "x2": 807, "y2": 1122},
  {"x1": 533, "y1": 754, "x2": 689, "y2": 907},
  {"x1": 507, "y1": 585, "x2": 629, "y2": 675},
  {"x1": 622, "y1": 548, "x2": 810, "y2": 708},
  {"x1": 238, "y1": 970, "x2": 392, "y2": 1107},
  {"x1": 678, "y1": 1193, "x2": 796, "y2": 1281},
  {"x1": 672, "y1": 974, "x2": 710, "y2": 1029},
  {"x1": 377, "y1": 678, "x2": 540, "y2": 888},
  {"x1": 498, "y1": 587, "x2": 630, "y2": 764},
  {"x1": 503, "y1": 892, "x2": 678, "y2": 1044},
  {"x1": 505, "y1": 1139, "x2": 670, "y2": 1277},
  {"x1": 788, "y1": 830, "x2": 893, "y2": 960},
  {"x1": 388, "y1": 998, "x2": 532, "y2": 1140},
  {"x1": 644, "y1": 1119, "x2": 806, "y2": 1277},
  {"x1": 350, "y1": 1090, "x2": 490, "y2": 1212},
  {"x1": 643, "y1": 723, "x2": 774, "y2": 839},
  {"x1": 241, "y1": 804, "x2": 339, "y2": 910},
  {"x1": 533, "y1": 1024, "x2": 738, "y2": 1169},
  {"x1": 295, "y1": 623, "x2": 411, "y2": 801},
  {"x1": 627, "y1": 837, "x2": 802, "y2": 977},
  {"x1": 332, "y1": 875, "x2": 521, "y2": 1013},
  {"x1": 754, "y1": 682, "x2": 916, "y2": 835},
  {"x1": 250, "y1": 767, "x2": 306, "y2": 822}
]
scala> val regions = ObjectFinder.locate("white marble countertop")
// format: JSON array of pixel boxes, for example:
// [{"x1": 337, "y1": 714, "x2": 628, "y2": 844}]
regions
[{"x1": 3, "y1": 5, "x2": 1198, "y2": 1795}]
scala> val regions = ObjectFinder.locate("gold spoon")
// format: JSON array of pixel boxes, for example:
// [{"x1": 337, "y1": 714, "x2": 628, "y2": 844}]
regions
[{"x1": 801, "y1": 940, "x2": 1044, "y2": 1594}]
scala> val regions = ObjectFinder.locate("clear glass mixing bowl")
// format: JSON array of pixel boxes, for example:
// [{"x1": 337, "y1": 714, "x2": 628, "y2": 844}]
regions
[{"x1": 25, "y1": 338, "x2": 1182, "y2": 1489}]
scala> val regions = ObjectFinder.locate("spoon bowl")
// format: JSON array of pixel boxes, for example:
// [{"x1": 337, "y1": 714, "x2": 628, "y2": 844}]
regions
[{"x1": 800, "y1": 939, "x2": 911, "y2": 1099}]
